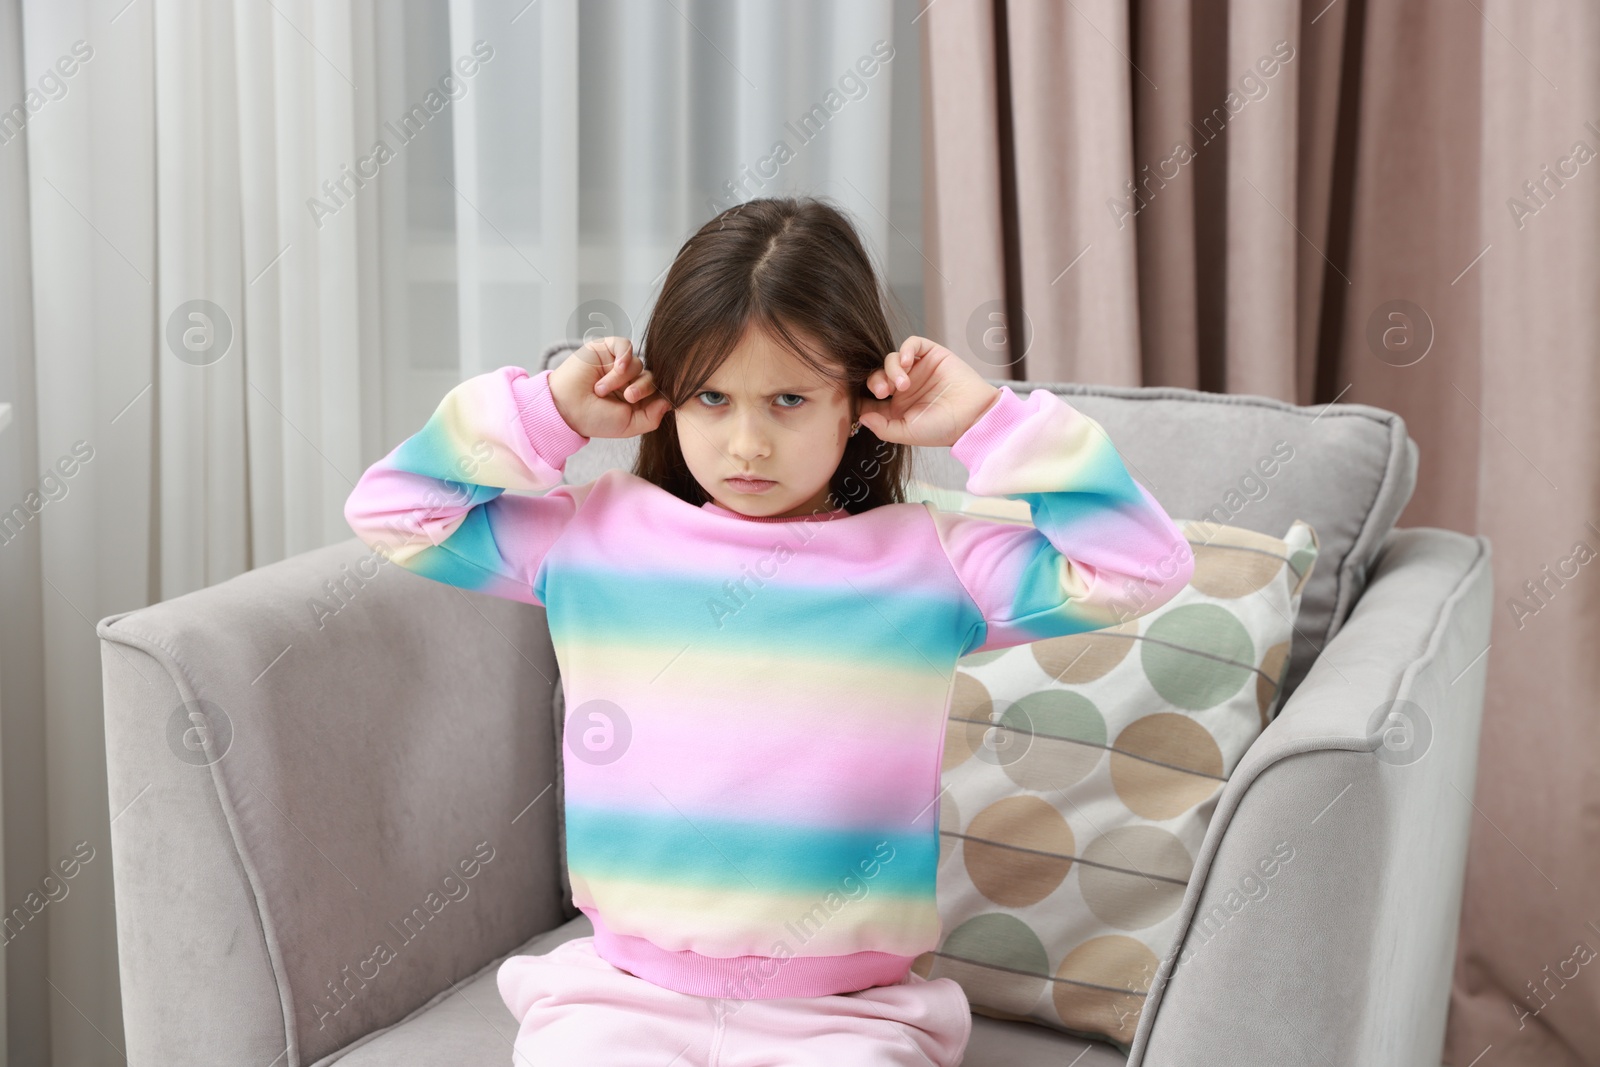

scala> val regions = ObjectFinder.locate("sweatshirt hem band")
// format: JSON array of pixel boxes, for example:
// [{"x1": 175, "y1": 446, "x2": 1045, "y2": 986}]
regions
[{"x1": 585, "y1": 909, "x2": 916, "y2": 999}]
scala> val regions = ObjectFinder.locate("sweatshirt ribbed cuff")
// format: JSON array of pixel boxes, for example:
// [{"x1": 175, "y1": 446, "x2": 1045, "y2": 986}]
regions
[
  {"x1": 511, "y1": 368, "x2": 590, "y2": 470},
  {"x1": 950, "y1": 386, "x2": 1029, "y2": 471}
]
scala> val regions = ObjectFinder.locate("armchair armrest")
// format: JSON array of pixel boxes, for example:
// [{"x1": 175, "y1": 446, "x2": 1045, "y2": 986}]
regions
[
  {"x1": 1131, "y1": 527, "x2": 1494, "y2": 1067},
  {"x1": 97, "y1": 538, "x2": 567, "y2": 1066}
]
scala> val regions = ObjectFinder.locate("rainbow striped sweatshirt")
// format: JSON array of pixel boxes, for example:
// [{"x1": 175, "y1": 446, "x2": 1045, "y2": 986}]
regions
[{"x1": 343, "y1": 365, "x2": 1195, "y2": 1000}]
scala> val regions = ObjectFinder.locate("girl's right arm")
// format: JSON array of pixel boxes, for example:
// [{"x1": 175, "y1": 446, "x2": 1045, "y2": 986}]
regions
[{"x1": 342, "y1": 366, "x2": 591, "y2": 607}]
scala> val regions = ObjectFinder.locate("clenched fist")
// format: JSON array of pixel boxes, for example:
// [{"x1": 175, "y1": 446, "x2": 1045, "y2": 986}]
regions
[
  {"x1": 548, "y1": 337, "x2": 673, "y2": 440},
  {"x1": 857, "y1": 336, "x2": 1001, "y2": 448}
]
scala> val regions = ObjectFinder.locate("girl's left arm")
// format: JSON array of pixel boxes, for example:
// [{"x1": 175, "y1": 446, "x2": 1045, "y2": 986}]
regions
[{"x1": 929, "y1": 385, "x2": 1196, "y2": 657}]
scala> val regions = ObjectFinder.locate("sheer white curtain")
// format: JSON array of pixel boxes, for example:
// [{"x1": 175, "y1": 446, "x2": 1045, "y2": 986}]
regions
[
  {"x1": 383, "y1": 0, "x2": 925, "y2": 436},
  {"x1": 0, "y1": 0, "x2": 922, "y2": 1061}
]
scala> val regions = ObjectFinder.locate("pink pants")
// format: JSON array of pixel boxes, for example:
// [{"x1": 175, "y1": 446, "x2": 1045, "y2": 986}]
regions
[{"x1": 496, "y1": 936, "x2": 972, "y2": 1066}]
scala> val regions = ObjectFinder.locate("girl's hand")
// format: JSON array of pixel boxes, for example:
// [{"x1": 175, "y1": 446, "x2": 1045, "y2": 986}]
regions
[
  {"x1": 548, "y1": 337, "x2": 672, "y2": 439},
  {"x1": 858, "y1": 336, "x2": 1002, "y2": 448}
]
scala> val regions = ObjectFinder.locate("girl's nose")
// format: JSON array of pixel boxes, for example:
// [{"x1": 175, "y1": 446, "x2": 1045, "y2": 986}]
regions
[{"x1": 726, "y1": 410, "x2": 772, "y2": 460}]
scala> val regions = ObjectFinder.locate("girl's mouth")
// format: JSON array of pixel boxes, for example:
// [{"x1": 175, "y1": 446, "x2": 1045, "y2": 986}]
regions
[{"x1": 726, "y1": 476, "x2": 777, "y2": 493}]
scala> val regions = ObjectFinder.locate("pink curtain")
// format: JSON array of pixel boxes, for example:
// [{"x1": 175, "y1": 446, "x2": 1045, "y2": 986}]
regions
[{"x1": 921, "y1": 1, "x2": 1600, "y2": 1062}]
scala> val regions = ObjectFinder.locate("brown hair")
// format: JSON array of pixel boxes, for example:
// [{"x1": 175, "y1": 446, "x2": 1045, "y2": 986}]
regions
[{"x1": 632, "y1": 196, "x2": 912, "y2": 514}]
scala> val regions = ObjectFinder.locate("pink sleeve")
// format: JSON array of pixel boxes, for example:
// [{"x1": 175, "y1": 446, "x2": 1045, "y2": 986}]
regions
[
  {"x1": 342, "y1": 366, "x2": 592, "y2": 607},
  {"x1": 929, "y1": 385, "x2": 1195, "y2": 656}
]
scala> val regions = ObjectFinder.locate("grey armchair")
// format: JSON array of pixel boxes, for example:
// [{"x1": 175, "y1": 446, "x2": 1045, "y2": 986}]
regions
[{"x1": 98, "y1": 353, "x2": 1492, "y2": 1067}]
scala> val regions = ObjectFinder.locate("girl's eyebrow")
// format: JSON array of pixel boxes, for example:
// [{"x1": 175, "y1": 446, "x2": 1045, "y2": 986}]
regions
[{"x1": 699, "y1": 385, "x2": 822, "y2": 396}]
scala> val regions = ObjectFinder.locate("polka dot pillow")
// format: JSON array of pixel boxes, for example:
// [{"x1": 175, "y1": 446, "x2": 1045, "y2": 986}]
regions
[{"x1": 903, "y1": 481, "x2": 1318, "y2": 1052}]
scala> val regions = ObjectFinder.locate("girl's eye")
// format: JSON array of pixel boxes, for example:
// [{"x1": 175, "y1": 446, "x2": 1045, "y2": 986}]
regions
[{"x1": 695, "y1": 391, "x2": 805, "y2": 409}]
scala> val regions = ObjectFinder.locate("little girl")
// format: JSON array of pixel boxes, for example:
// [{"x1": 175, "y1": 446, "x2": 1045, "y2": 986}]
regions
[{"x1": 344, "y1": 196, "x2": 1194, "y2": 1066}]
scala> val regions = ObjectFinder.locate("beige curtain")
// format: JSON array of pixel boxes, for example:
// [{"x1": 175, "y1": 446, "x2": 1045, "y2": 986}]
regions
[{"x1": 921, "y1": 1, "x2": 1599, "y2": 1063}]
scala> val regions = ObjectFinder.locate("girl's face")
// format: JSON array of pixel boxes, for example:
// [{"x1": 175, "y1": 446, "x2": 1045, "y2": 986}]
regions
[{"x1": 674, "y1": 325, "x2": 856, "y2": 519}]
